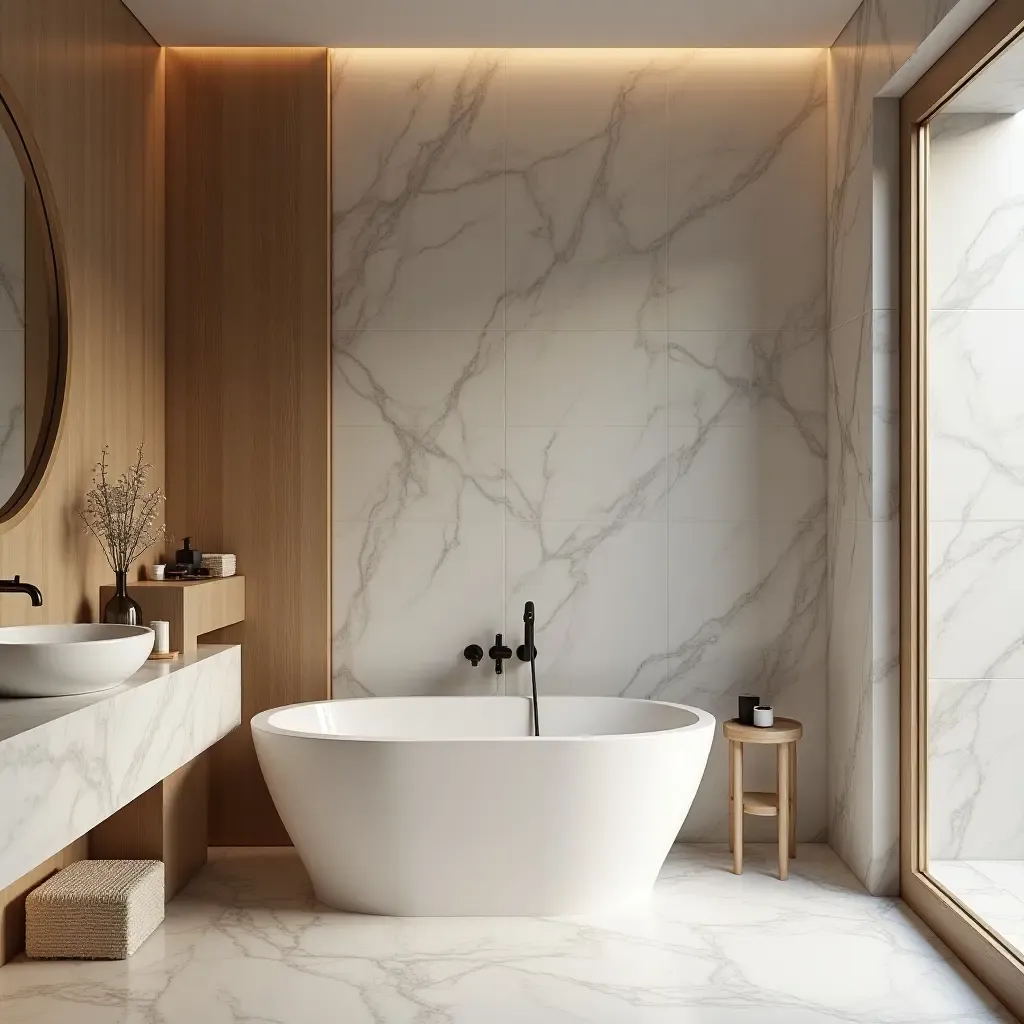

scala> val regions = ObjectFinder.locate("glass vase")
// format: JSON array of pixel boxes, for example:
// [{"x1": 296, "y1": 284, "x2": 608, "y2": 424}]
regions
[{"x1": 103, "y1": 569, "x2": 142, "y2": 626}]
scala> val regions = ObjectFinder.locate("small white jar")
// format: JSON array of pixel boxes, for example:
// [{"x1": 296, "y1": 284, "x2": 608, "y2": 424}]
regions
[
  {"x1": 150, "y1": 564, "x2": 166, "y2": 581},
  {"x1": 753, "y1": 705, "x2": 774, "y2": 728},
  {"x1": 150, "y1": 620, "x2": 170, "y2": 654}
]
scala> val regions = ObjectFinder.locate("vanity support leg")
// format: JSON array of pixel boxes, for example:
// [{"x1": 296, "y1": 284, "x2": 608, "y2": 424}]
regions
[{"x1": 90, "y1": 752, "x2": 209, "y2": 901}]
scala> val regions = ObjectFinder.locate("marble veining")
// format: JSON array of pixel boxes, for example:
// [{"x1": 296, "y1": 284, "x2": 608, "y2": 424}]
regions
[
  {"x1": 662, "y1": 515, "x2": 827, "y2": 841},
  {"x1": 331, "y1": 45, "x2": 829, "y2": 844},
  {"x1": 929, "y1": 521, "x2": 1024, "y2": 680},
  {"x1": 0, "y1": 844, "x2": 1011, "y2": 1023},
  {"x1": 929, "y1": 310, "x2": 1024, "y2": 523},
  {"x1": 827, "y1": 0, "x2": 961, "y2": 328},
  {"x1": 331, "y1": 50, "x2": 506, "y2": 334},
  {"x1": 929, "y1": 112, "x2": 1024, "y2": 312},
  {"x1": 669, "y1": 330, "x2": 826, "y2": 452},
  {"x1": 504, "y1": 53, "x2": 668, "y2": 334},
  {"x1": 667, "y1": 53, "x2": 826, "y2": 333},
  {"x1": 0, "y1": 645, "x2": 241, "y2": 889}
]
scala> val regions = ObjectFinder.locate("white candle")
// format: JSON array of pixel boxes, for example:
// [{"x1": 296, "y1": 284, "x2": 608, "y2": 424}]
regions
[{"x1": 151, "y1": 620, "x2": 170, "y2": 654}]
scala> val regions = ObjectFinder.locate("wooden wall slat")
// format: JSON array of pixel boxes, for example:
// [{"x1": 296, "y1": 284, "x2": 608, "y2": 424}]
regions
[{"x1": 164, "y1": 48, "x2": 331, "y2": 846}]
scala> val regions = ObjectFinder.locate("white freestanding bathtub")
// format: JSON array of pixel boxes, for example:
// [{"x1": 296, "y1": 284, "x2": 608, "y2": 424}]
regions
[{"x1": 252, "y1": 696, "x2": 714, "y2": 916}]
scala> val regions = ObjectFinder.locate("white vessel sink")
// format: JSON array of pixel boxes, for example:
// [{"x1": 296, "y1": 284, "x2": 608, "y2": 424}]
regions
[{"x1": 0, "y1": 624, "x2": 154, "y2": 698}]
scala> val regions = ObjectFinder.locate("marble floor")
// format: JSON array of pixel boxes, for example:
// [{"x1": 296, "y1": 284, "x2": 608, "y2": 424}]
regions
[
  {"x1": 933, "y1": 859, "x2": 1024, "y2": 962},
  {"x1": 0, "y1": 845, "x2": 1013, "y2": 1023}
]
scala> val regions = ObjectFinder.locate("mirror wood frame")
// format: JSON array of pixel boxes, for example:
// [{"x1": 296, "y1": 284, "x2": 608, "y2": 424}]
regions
[
  {"x1": 900, "y1": 0, "x2": 1024, "y2": 1017},
  {"x1": 0, "y1": 71, "x2": 69, "y2": 529}
]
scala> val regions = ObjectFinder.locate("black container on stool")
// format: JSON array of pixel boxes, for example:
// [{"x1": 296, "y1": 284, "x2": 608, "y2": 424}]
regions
[{"x1": 738, "y1": 694, "x2": 760, "y2": 727}]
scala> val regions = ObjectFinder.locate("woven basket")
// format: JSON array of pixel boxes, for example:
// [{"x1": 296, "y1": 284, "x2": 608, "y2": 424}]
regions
[{"x1": 26, "y1": 860, "x2": 164, "y2": 960}]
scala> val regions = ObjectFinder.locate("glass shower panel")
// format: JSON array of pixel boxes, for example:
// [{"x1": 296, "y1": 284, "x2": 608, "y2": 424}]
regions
[{"x1": 925, "y1": 46, "x2": 1024, "y2": 955}]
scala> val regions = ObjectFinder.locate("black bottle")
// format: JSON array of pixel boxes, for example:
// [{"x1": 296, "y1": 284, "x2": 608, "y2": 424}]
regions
[{"x1": 175, "y1": 536, "x2": 202, "y2": 570}]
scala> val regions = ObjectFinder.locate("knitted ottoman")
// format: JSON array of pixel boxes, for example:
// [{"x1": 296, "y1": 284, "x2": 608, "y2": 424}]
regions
[{"x1": 26, "y1": 860, "x2": 164, "y2": 959}]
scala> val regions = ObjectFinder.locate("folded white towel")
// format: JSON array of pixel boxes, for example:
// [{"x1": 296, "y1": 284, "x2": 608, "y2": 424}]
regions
[{"x1": 201, "y1": 553, "x2": 237, "y2": 577}]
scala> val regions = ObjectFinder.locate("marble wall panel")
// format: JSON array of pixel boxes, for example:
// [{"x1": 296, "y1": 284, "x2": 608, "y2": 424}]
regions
[
  {"x1": 826, "y1": 0, "x2": 968, "y2": 895},
  {"x1": 333, "y1": 49, "x2": 828, "y2": 839}
]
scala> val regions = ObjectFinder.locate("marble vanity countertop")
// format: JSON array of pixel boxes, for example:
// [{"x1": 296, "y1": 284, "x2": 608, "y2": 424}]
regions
[{"x1": 0, "y1": 644, "x2": 241, "y2": 889}]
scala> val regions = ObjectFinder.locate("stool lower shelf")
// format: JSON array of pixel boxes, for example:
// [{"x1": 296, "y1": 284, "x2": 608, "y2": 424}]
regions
[{"x1": 741, "y1": 791, "x2": 780, "y2": 816}]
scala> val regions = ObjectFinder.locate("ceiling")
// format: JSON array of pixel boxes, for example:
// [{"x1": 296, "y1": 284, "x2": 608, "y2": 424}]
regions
[{"x1": 122, "y1": 0, "x2": 864, "y2": 48}]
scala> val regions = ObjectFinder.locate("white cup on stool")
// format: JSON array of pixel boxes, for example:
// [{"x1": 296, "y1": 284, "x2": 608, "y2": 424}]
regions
[{"x1": 753, "y1": 705, "x2": 774, "y2": 728}]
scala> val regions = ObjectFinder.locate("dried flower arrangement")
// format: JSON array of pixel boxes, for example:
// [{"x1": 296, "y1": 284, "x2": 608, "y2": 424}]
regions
[{"x1": 79, "y1": 445, "x2": 167, "y2": 573}]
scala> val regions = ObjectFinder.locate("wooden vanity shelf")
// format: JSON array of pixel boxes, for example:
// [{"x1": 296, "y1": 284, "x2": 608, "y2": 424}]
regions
[{"x1": 98, "y1": 575, "x2": 245, "y2": 652}]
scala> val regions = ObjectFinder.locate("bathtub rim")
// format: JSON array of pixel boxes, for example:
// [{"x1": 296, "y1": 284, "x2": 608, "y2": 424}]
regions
[{"x1": 251, "y1": 695, "x2": 716, "y2": 744}]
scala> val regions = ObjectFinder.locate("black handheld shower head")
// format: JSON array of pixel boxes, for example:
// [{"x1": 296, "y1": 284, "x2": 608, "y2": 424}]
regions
[
  {"x1": 519, "y1": 601, "x2": 540, "y2": 737},
  {"x1": 518, "y1": 601, "x2": 536, "y2": 662}
]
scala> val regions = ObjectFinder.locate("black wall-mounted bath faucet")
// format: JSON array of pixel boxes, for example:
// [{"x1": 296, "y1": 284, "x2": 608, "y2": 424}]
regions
[
  {"x1": 0, "y1": 575, "x2": 42, "y2": 606},
  {"x1": 463, "y1": 644, "x2": 484, "y2": 667},
  {"x1": 488, "y1": 634, "x2": 512, "y2": 675}
]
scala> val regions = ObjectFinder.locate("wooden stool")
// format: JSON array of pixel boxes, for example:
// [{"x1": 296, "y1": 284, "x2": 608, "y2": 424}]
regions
[{"x1": 723, "y1": 717, "x2": 803, "y2": 880}]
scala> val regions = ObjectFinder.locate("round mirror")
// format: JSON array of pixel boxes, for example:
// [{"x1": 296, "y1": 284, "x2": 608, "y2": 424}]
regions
[{"x1": 0, "y1": 80, "x2": 67, "y2": 522}]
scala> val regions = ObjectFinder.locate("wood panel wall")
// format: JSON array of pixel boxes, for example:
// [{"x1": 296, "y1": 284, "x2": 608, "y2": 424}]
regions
[
  {"x1": 165, "y1": 48, "x2": 331, "y2": 846},
  {"x1": 0, "y1": 1, "x2": 164, "y2": 622},
  {"x1": 0, "y1": 837, "x2": 87, "y2": 964}
]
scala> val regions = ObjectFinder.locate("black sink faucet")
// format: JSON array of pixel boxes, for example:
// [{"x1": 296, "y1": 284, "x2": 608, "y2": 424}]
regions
[{"x1": 0, "y1": 575, "x2": 43, "y2": 606}]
